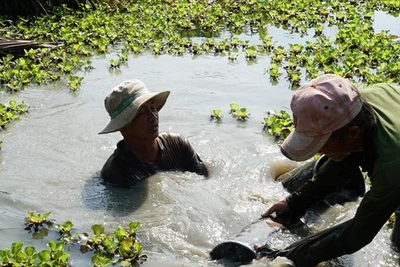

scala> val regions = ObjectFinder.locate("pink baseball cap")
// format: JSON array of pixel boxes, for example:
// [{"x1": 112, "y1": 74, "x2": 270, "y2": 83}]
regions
[{"x1": 280, "y1": 74, "x2": 362, "y2": 161}]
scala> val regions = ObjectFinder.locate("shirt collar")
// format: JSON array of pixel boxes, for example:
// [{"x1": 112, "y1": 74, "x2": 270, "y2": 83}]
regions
[{"x1": 116, "y1": 136, "x2": 163, "y2": 165}]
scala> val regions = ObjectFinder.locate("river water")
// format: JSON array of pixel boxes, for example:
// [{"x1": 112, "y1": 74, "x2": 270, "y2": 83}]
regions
[{"x1": 0, "y1": 11, "x2": 399, "y2": 267}]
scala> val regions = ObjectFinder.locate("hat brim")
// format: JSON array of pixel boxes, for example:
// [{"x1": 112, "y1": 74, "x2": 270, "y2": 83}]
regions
[
  {"x1": 99, "y1": 90, "x2": 170, "y2": 134},
  {"x1": 280, "y1": 130, "x2": 331, "y2": 161}
]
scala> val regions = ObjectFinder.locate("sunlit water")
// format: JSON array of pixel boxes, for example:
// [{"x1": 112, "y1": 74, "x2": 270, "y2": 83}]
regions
[{"x1": 0, "y1": 11, "x2": 399, "y2": 267}]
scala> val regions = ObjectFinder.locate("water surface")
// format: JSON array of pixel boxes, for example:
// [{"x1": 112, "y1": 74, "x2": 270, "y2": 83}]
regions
[{"x1": 0, "y1": 10, "x2": 399, "y2": 267}]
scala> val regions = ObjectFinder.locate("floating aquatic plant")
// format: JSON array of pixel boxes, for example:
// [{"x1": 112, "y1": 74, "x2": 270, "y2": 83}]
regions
[
  {"x1": 1, "y1": 211, "x2": 146, "y2": 267},
  {"x1": 109, "y1": 58, "x2": 121, "y2": 69},
  {"x1": 263, "y1": 110, "x2": 294, "y2": 142},
  {"x1": 0, "y1": 100, "x2": 29, "y2": 149},
  {"x1": 0, "y1": 241, "x2": 71, "y2": 267},
  {"x1": 233, "y1": 107, "x2": 250, "y2": 121},
  {"x1": 228, "y1": 52, "x2": 238, "y2": 61},
  {"x1": 24, "y1": 211, "x2": 54, "y2": 232},
  {"x1": 261, "y1": 35, "x2": 275, "y2": 51},
  {"x1": 229, "y1": 103, "x2": 239, "y2": 114},
  {"x1": 269, "y1": 63, "x2": 281, "y2": 80},
  {"x1": 0, "y1": 100, "x2": 29, "y2": 129},
  {"x1": 0, "y1": 0, "x2": 399, "y2": 92},
  {"x1": 210, "y1": 109, "x2": 223, "y2": 122},
  {"x1": 78, "y1": 220, "x2": 147, "y2": 265},
  {"x1": 68, "y1": 75, "x2": 84, "y2": 92},
  {"x1": 244, "y1": 46, "x2": 257, "y2": 61}
]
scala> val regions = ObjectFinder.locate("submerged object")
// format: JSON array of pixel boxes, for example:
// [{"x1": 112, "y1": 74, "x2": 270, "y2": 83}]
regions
[
  {"x1": 210, "y1": 214, "x2": 305, "y2": 264},
  {"x1": 210, "y1": 218, "x2": 274, "y2": 264},
  {"x1": 209, "y1": 241, "x2": 256, "y2": 264}
]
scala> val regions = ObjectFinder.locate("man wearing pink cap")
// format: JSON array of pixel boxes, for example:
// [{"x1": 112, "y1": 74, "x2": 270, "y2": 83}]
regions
[{"x1": 259, "y1": 74, "x2": 400, "y2": 266}]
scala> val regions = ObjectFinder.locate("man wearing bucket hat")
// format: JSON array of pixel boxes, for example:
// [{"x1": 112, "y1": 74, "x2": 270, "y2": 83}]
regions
[
  {"x1": 258, "y1": 74, "x2": 400, "y2": 266},
  {"x1": 99, "y1": 79, "x2": 208, "y2": 187}
]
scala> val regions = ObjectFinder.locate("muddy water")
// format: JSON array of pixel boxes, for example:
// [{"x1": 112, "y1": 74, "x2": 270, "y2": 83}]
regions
[{"x1": 1, "y1": 12, "x2": 399, "y2": 267}]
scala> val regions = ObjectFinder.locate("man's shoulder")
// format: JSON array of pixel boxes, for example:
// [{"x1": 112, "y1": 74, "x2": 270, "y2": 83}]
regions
[
  {"x1": 360, "y1": 83, "x2": 399, "y2": 96},
  {"x1": 158, "y1": 132, "x2": 190, "y2": 151},
  {"x1": 360, "y1": 83, "x2": 400, "y2": 110},
  {"x1": 101, "y1": 153, "x2": 129, "y2": 185},
  {"x1": 159, "y1": 132, "x2": 185, "y2": 141}
]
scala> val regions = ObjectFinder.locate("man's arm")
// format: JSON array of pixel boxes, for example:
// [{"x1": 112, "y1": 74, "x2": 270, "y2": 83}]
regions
[
  {"x1": 181, "y1": 136, "x2": 209, "y2": 177},
  {"x1": 165, "y1": 133, "x2": 208, "y2": 177},
  {"x1": 265, "y1": 182, "x2": 400, "y2": 266},
  {"x1": 283, "y1": 153, "x2": 363, "y2": 217},
  {"x1": 263, "y1": 153, "x2": 363, "y2": 218}
]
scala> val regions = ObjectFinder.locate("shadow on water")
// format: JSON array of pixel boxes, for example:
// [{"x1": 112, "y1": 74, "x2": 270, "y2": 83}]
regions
[{"x1": 81, "y1": 172, "x2": 149, "y2": 217}]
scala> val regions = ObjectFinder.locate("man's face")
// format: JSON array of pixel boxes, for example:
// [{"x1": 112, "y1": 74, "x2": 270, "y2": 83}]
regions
[
  {"x1": 123, "y1": 101, "x2": 159, "y2": 140},
  {"x1": 318, "y1": 131, "x2": 357, "y2": 161}
]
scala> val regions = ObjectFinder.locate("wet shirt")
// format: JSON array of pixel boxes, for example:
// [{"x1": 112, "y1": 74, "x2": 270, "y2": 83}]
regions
[
  {"x1": 272, "y1": 84, "x2": 400, "y2": 266},
  {"x1": 101, "y1": 132, "x2": 208, "y2": 187}
]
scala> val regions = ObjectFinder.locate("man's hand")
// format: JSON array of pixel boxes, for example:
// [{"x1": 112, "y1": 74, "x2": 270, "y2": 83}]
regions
[{"x1": 261, "y1": 200, "x2": 289, "y2": 218}]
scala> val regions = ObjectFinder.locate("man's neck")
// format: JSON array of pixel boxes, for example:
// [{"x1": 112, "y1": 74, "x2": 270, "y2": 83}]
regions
[{"x1": 123, "y1": 137, "x2": 159, "y2": 163}]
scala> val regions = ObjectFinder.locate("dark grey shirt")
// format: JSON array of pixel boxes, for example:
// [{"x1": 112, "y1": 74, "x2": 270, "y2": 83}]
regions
[{"x1": 101, "y1": 132, "x2": 208, "y2": 187}]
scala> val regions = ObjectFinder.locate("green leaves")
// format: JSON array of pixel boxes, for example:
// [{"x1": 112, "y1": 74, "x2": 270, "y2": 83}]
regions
[
  {"x1": 91, "y1": 224, "x2": 105, "y2": 235},
  {"x1": 24, "y1": 246, "x2": 35, "y2": 257},
  {"x1": 210, "y1": 103, "x2": 251, "y2": 122},
  {"x1": 0, "y1": 100, "x2": 29, "y2": 131},
  {"x1": 109, "y1": 58, "x2": 121, "y2": 69},
  {"x1": 119, "y1": 238, "x2": 133, "y2": 258},
  {"x1": 0, "y1": 241, "x2": 68, "y2": 267},
  {"x1": 263, "y1": 110, "x2": 294, "y2": 142},
  {"x1": 10, "y1": 242, "x2": 23, "y2": 255},
  {"x1": 269, "y1": 62, "x2": 281, "y2": 80},
  {"x1": 80, "y1": 222, "x2": 144, "y2": 266},
  {"x1": 232, "y1": 107, "x2": 250, "y2": 121},
  {"x1": 210, "y1": 109, "x2": 223, "y2": 122},
  {"x1": 67, "y1": 75, "x2": 84, "y2": 92},
  {"x1": 32, "y1": 212, "x2": 51, "y2": 223},
  {"x1": 115, "y1": 227, "x2": 128, "y2": 239},
  {"x1": 0, "y1": 212, "x2": 144, "y2": 267},
  {"x1": 129, "y1": 222, "x2": 140, "y2": 234},
  {"x1": 55, "y1": 221, "x2": 73, "y2": 234},
  {"x1": 1, "y1": 0, "x2": 398, "y2": 93},
  {"x1": 24, "y1": 211, "x2": 53, "y2": 232},
  {"x1": 244, "y1": 46, "x2": 257, "y2": 61},
  {"x1": 228, "y1": 52, "x2": 238, "y2": 61},
  {"x1": 229, "y1": 103, "x2": 239, "y2": 114}
]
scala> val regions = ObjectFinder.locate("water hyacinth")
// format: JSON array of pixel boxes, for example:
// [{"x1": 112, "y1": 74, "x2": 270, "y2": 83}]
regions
[
  {"x1": 0, "y1": 211, "x2": 146, "y2": 267},
  {"x1": 0, "y1": 0, "x2": 398, "y2": 93},
  {"x1": 263, "y1": 110, "x2": 294, "y2": 143}
]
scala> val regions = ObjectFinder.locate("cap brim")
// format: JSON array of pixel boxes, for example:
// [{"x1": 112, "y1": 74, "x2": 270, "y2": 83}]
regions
[
  {"x1": 98, "y1": 90, "x2": 170, "y2": 134},
  {"x1": 280, "y1": 130, "x2": 331, "y2": 161}
]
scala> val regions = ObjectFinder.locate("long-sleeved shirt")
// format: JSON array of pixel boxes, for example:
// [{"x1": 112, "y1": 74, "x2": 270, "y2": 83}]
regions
[
  {"x1": 263, "y1": 84, "x2": 400, "y2": 266},
  {"x1": 101, "y1": 132, "x2": 208, "y2": 187}
]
